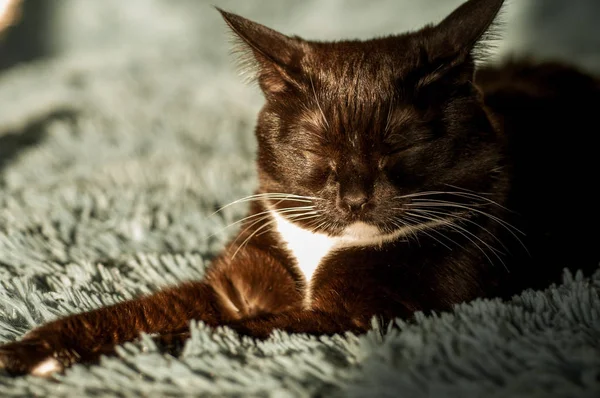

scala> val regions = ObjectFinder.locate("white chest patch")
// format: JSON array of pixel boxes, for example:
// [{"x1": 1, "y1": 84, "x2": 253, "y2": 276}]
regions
[
  {"x1": 271, "y1": 210, "x2": 337, "y2": 283},
  {"x1": 271, "y1": 210, "x2": 411, "y2": 286}
]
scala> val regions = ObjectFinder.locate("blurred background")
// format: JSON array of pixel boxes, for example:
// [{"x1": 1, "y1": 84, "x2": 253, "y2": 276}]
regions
[{"x1": 2, "y1": 0, "x2": 600, "y2": 74}]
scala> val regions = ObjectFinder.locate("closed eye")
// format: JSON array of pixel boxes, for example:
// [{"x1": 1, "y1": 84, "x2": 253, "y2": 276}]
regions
[
  {"x1": 379, "y1": 144, "x2": 423, "y2": 170},
  {"x1": 383, "y1": 124, "x2": 436, "y2": 155},
  {"x1": 382, "y1": 145, "x2": 413, "y2": 156},
  {"x1": 302, "y1": 148, "x2": 323, "y2": 157},
  {"x1": 298, "y1": 148, "x2": 326, "y2": 162},
  {"x1": 293, "y1": 148, "x2": 336, "y2": 172}
]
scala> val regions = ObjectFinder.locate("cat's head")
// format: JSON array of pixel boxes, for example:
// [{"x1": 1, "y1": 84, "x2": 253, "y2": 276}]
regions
[{"x1": 220, "y1": 0, "x2": 507, "y2": 241}]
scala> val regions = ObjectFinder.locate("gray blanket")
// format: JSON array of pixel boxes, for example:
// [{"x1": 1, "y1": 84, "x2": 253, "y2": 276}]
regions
[{"x1": 1, "y1": 1, "x2": 599, "y2": 396}]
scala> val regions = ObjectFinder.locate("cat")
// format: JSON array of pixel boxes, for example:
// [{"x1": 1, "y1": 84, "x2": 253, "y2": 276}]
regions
[{"x1": 1, "y1": 0, "x2": 599, "y2": 376}]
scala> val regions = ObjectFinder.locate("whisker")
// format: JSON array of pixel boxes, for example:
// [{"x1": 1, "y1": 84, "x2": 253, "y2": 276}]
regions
[
  {"x1": 406, "y1": 212, "x2": 498, "y2": 267},
  {"x1": 405, "y1": 219, "x2": 421, "y2": 246},
  {"x1": 310, "y1": 75, "x2": 330, "y2": 130},
  {"x1": 395, "y1": 216, "x2": 425, "y2": 246},
  {"x1": 212, "y1": 193, "x2": 321, "y2": 216},
  {"x1": 406, "y1": 211, "x2": 504, "y2": 255},
  {"x1": 301, "y1": 216, "x2": 326, "y2": 234},
  {"x1": 232, "y1": 221, "x2": 274, "y2": 259},
  {"x1": 443, "y1": 183, "x2": 493, "y2": 196},
  {"x1": 396, "y1": 216, "x2": 454, "y2": 251},
  {"x1": 406, "y1": 212, "x2": 508, "y2": 271},
  {"x1": 407, "y1": 200, "x2": 529, "y2": 255},
  {"x1": 229, "y1": 207, "x2": 315, "y2": 250},
  {"x1": 232, "y1": 212, "x2": 321, "y2": 258},
  {"x1": 407, "y1": 199, "x2": 525, "y2": 236},
  {"x1": 409, "y1": 208, "x2": 509, "y2": 252},
  {"x1": 395, "y1": 190, "x2": 509, "y2": 212},
  {"x1": 227, "y1": 214, "x2": 270, "y2": 255},
  {"x1": 309, "y1": 219, "x2": 329, "y2": 234},
  {"x1": 387, "y1": 219, "x2": 413, "y2": 247},
  {"x1": 209, "y1": 206, "x2": 317, "y2": 238},
  {"x1": 395, "y1": 217, "x2": 452, "y2": 251},
  {"x1": 255, "y1": 213, "x2": 321, "y2": 238},
  {"x1": 402, "y1": 214, "x2": 472, "y2": 254},
  {"x1": 384, "y1": 96, "x2": 395, "y2": 136}
]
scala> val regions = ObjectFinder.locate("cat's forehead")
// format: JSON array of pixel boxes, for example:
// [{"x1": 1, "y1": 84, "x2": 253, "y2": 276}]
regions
[
  {"x1": 304, "y1": 35, "x2": 420, "y2": 91},
  {"x1": 291, "y1": 37, "x2": 423, "y2": 137}
]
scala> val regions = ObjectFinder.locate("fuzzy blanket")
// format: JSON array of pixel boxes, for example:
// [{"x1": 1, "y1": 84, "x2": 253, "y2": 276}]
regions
[{"x1": 1, "y1": 1, "x2": 599, "y2": 396}]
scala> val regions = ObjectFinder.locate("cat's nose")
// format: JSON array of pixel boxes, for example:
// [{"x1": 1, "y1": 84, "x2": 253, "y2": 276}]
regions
[{"x1": 340, "y1": 192, "x2": 369, "y2": 213}]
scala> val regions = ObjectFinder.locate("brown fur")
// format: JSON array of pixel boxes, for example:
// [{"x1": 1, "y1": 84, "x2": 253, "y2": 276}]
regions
[{"x1": 1, "y1": 0, "x2": 599, "y2": 376}]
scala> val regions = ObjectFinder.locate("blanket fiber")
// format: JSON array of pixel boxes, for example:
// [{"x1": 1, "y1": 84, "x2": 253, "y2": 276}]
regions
[{"x1": 1, "y1": 0, "x2": 599, "y2": 396}]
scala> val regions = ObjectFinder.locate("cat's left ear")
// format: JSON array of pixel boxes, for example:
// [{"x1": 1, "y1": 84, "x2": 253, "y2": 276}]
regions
[
  {"x1": 418, "y1": 0, "x2": 504, "y2": 86},
  {"x1": 217, "y1": 9, "x2": 306, "y2": 96}
]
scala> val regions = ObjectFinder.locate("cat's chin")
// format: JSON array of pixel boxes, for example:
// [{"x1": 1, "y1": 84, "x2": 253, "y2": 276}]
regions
[
  {"x1": 338, "y1": 218, "x2": 453, "y2": 247},
  {"x1": 340, "y1": 222, "x2": 383, "y2": 240},
  {"x1": 337, "y1": 222, "x2": 404, "y2": 246}
]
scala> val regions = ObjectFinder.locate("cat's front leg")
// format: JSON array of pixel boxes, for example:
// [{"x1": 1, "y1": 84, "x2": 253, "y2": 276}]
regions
[
  {"x1": 1, "y1": 243, "x2": 303, "y2": 376},
  {"x1": 0, "y1": 281, "x2": 224, "y2": 376}
]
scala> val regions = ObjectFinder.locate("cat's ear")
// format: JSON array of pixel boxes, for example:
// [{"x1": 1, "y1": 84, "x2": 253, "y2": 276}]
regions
[
  {"x1": 416, "y1": 0, "x2": 504, "y2": 88},
  {"x1": 432, "y1": 0, "x2": 504, "y2": 58},
  {"x1": 217, "y1": 9, "x2": 306, "y2": 95}
]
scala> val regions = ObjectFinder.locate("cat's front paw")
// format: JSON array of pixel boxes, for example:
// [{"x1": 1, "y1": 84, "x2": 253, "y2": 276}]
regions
[{"x1": 0, "y1": 337, "x2": 67, "y2": 377}]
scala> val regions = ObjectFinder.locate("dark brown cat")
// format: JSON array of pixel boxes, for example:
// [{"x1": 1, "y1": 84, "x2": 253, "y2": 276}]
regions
[{"x1": 1, "y1": 0, "x2": 599, "y2": 376}]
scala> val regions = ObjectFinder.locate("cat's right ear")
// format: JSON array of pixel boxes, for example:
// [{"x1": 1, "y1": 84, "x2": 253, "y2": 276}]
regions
[{"x1": 217, "y1": 9, "x2": 306, "y2": 96}]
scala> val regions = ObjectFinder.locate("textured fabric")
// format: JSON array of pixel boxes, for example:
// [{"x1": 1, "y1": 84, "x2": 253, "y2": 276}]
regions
[{"x1": 1, "y1": 1, "x2": 599, "y2": 396}]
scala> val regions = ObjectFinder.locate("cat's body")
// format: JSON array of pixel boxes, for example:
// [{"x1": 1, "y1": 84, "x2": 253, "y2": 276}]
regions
[{"x1": 1, "y1": 0, "x2": 599, "y2": 376}]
